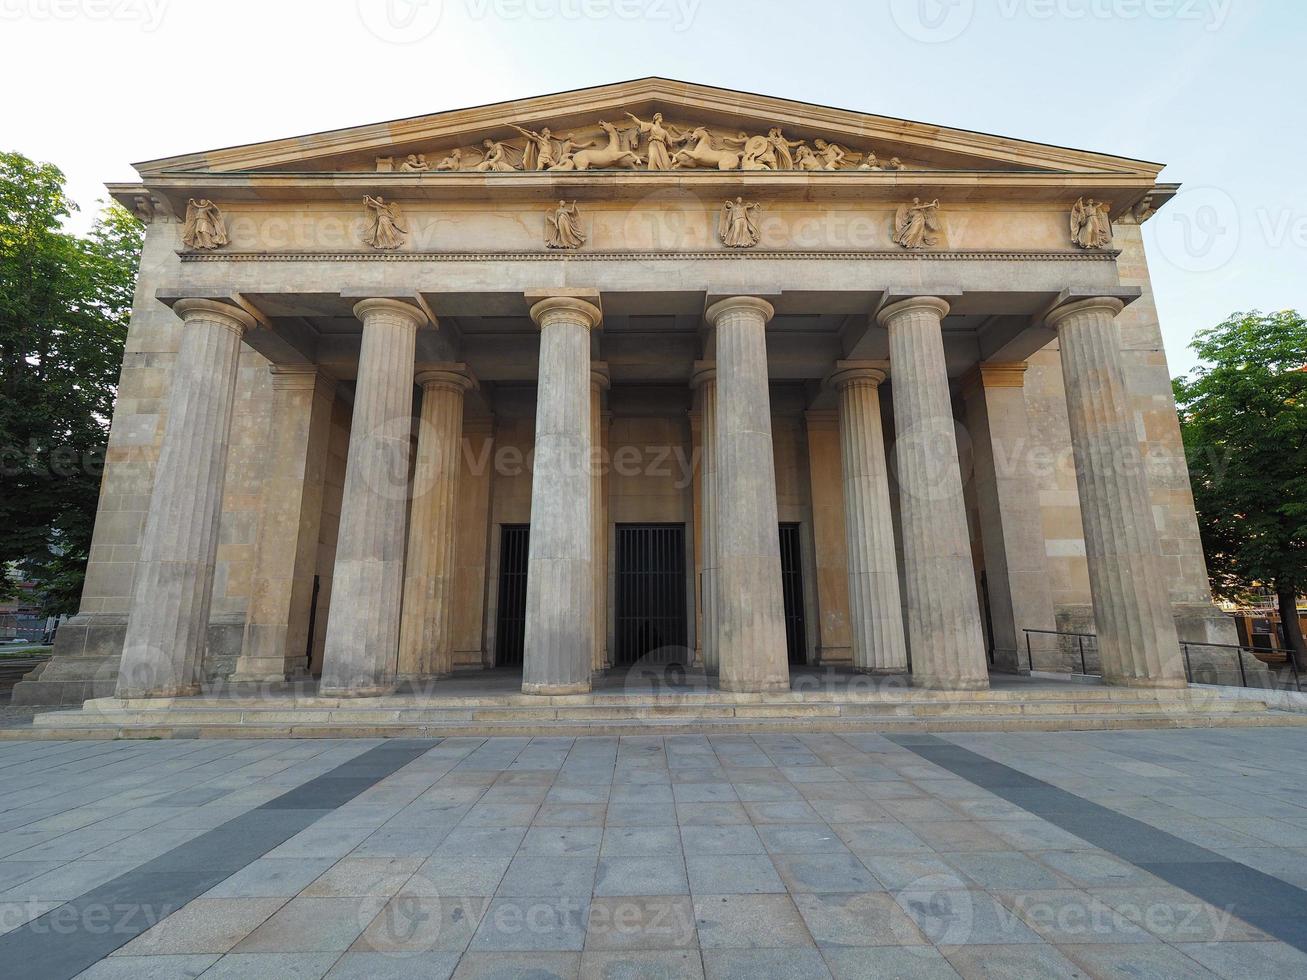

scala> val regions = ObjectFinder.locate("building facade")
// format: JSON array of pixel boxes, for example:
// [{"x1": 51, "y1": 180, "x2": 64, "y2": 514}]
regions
[{"x1": 15, "y1": 79, "x2": 1240, "y2": 705}]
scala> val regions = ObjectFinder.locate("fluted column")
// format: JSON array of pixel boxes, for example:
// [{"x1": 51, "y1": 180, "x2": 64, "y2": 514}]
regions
[
  {"x1": 879, "y1": 297, "x2": 989, "y2": 690},
  {"x1": 707, "y1": 297, "x2": 789, "y2": 693},
  {"x1": 691, "y1": 362, "x2": 719, "y2": 673},
  {"x1": 319, "y1": 299, "x2": 425, "y2": 697},
  {"x1": 234, "y1": 366, "x2": 336, "y2": 683},
  {"x1": 590, "y1": 364, "x2": 611, "y2": 673},
  {"x1": 1048, "y1": 297, "x2": 1186, "y2": 686},
  {"x1": 116, "y1": 300, "x2": 255, "y2": 698},
  {"x1": 522, "y1": 296, "x2": 601, "y2": 695},
  {"x1": 397, "y1": 365, "x2": 476, "y2": 680},
  {"x1": 830, "y1": 362, "x2": 908, "y2": 674}
]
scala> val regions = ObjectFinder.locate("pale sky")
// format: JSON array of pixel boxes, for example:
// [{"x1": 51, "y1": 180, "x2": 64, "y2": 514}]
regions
[{"x1": 3, "y1": 0, "x2": 1302, "y2": 376}]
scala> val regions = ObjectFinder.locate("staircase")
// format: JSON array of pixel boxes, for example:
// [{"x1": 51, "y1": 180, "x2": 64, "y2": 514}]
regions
[{"x1": 16, "y1": 684, "x2": 1306, "y2": 739}]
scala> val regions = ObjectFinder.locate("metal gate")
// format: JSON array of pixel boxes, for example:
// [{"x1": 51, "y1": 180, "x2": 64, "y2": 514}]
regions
[
  {"x1": 615, "y1": 524, "x2": 689, "y2": 667},
  {"x1": 495, "y1": 525, "x2": 529, "y2": 668},
  {"x1": 779, "y1": 523, "x2": 808, "y2": 666}
]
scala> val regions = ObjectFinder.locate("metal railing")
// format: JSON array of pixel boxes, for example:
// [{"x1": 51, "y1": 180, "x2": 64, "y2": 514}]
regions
[
  {"x1": 1023, "y1": 628, "x2": 1098, "y2": 676},
  {"x1": 1022, "y1": 628, "x2": 1304, "y2": 692}
]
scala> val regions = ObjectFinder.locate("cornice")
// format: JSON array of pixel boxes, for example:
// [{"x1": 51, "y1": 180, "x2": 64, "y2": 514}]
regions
[{"x1": 179, "y1": 248, "x2": 1120, "y2": 264}]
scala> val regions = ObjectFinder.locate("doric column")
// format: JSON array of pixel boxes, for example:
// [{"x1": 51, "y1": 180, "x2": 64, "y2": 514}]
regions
[
  {"x1": 829, "y1": 362, "x2": 908, "y2": 675},
  {"x1": 116, "y1": 299, "x2": 255, "y2": 698},
  {"x1": 1047, "y1": 297, "x2": 1186, "y2": 686},
  {"x1": 397, "y1": 365, "x2": 476, "y2": 680},
  {"x1": 878, "y1": 296, "x2": 989, "y2": 690},
  {"x1": 706, "y1": 297, "x2": 790, "y2": 693},
  {"x1": 521, "y1": 296, "x2": 601, "y2": 695},
  {"x1": 319, "y1": 299, "x2": 425, "y2": 697},
  {"x1": 691, "y1": 362, "x2": 720, "y2": 673},
  {"x1": 961, "y1": 363, "x2": 1056, "y2": 673},
  {"x1": 233, "y1": 366, "x2": 336, "y2": 683},
  {"x1": 590, "y1": 363, "x2": 610, "y2": 672}
]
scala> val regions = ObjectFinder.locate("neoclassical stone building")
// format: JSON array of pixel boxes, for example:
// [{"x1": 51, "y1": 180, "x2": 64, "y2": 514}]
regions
[{"x1": 16, "y1": 79, "x2": 1239, "y2": 705}]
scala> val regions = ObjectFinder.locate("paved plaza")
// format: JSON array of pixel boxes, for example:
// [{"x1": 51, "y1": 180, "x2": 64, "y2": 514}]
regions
[{"x1": 1, "y1": 729, "x2": 1307, "y2": 979}]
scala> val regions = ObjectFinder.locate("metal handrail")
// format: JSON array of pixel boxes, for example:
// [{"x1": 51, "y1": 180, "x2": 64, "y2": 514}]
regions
[{"x1": 1021, "y1": 628, "x2": 1303, "y2": 693}]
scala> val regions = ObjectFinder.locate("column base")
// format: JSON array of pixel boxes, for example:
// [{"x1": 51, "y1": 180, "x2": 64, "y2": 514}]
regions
[
  {"x1": 859, "y1": 667, "x2": 910, "y2": 677},
  {"x1": 318, "y1": 684, "x2": 397, "y2": 698},
  {"x1": 522, "y1": 681, "x2": 592, "y2": 696},
  {"x1": 911, "y1": 674, "x2": 991, "y2": 692}
]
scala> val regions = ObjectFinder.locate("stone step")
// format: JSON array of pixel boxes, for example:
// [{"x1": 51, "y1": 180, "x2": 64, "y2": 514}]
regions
[
  {"x1": 8, "y1": 709, "x2": 1306, "y2": 741},
  {"x1": 34, "y1": 695, "x2": 1268, "y2": 728}
]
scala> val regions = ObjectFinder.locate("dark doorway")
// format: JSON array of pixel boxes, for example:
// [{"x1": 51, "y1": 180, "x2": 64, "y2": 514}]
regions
[
  {"x1": 615, "y1": 524, "x2": 689, "y2": 667},
  {"x1": 778, "y1": 523, "x2": 808, "y2": 666},
  {"x1": 495, "y1": 525, "x2": 529, "y2": 668}
]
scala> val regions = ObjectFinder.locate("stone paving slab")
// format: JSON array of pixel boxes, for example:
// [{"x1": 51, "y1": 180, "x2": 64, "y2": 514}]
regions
[{"x1": 0, "y1": 730, "x2": 1305, "y2": 977}]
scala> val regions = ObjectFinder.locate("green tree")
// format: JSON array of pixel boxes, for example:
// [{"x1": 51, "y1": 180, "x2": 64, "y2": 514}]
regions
[
  {"x1": 1173, "y1": 310, "x2": 1307, "y2": 668},
  {"x1": 0, "y1": 151, "x2": 142, "y2": 615}
]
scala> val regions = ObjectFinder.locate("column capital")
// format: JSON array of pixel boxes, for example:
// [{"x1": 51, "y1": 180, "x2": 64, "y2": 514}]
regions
[
  {"x1": 705, "y1": 296, "x2": 775, "y2": 326},
  {"x1": 529, "y1": 296, "x2": 603, "y2": 331},
  {"x1": 691, "y1": 360, "x2": 717, "y2": 389},
  {"x1": 875, "y1": 295, "x2": 951, "y2": 327},
  {"x1": 1045, "y1": 296, "x2": 1125, "y2": 330},
  {"x1": 173, "y1": 298, "x2": 256, "y2": 335},
  {"x1": 415, "y1": 363, "x2": 477, "y2": 394},
  {"x1": 827, "y1": 359, "x2": 889, "y2": 390},
  {"x1": 590, "y1": 362, "x2": 611, "y2": 391},
  {"x1": 352, "y1": 297, "x2": 429, "y2": 328},
  {"x1": 960, "y1": 361, "x2": 1028, "y2": 397}
]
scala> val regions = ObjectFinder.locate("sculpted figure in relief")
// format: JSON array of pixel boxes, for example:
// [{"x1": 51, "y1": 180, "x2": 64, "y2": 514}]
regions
[
  {"x1": 471, "y1": 139, "x2": 518, "y2": 172},
  {"x1": 550, "y1": 121, "x2": 643, "y2": 171},
  {"x1": 892, "y1": 198, "x2": 941, "y2": 249},
  {"x1": 545, "y1": 200, "x2": 585, "y2": 249},
  {"x1": 719, "y1": 197, "x2": 761, "y2": 248},
  {"x1": 182, "y1": 199, "x2": 228, "y2": 250},
  {"x1": 624, "y1": 112, "x2": 685, "y2": 170},
  {"x1": 511, "y1": 125, "x2": 568, "y2": 171},
  {"x1": 765, "y1": 128, "x2": 804, "y2": 170},
  {"x1": 1070, "y1": 197, "x2": 1113, "y2": 249},
  {"x1": 362, "y1": 195, "x2": 407, "y2": 250},
  {"x1": 794, "y1": 144, "x2": 824, "y2": 171},
  {"x1": 434, "y1": 148, "x2": 464, "y2": 171},
  {"x1": 813, "y1": 139, "x2": 850, "y2": 170},
  {"x1": 399, "y1": 154, "x2": 430, "y2": 172},
  {"x1": 671, "y1": 127, "x2": 742, "y2": 171}
]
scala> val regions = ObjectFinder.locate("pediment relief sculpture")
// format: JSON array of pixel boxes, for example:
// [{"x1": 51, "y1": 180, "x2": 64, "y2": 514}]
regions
[
  {"x1": 361, "y1": 195, "x2": 407, "y2": 250},
  {"x1": 181, "y1": 198, "x2": 228, "y2": 250},
  {"x1": 1071, "y1": 197, "x2": 1113, "y2": 249},
  {"x1": 545, "y1": 200, "x2": 585, "y2": 249},
  {"x1": 719, "y1": 197, "x2": 761, "y2": 248},
  {"x1": 370, "y1": 116, "x2": 915, "y2": 174},
  {"x1": 892, "y1": 198, "x2": 942, "y2": 250}
]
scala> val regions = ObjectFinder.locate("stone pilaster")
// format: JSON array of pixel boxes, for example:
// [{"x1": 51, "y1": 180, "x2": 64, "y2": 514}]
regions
[
  {"x1": 1047, "y1": 297, "x2": 1186, "y2": 687},
  {"x1": 691, "y1": 362, "x2": 720, "y2": 673},
  {"x1": 397, "y1": 365, "x2": 476, "y2": 680},
  {"x1": 233, "y1": 366, "x2": 336, "y2": 683},
  {"x1": 115, "y1": 299, "x2": 255, "y2": 698},
  {"x1": 829, "y1": 362, "x2": 908, "y2": 675},
  {"x1": 960, "y1": 363, "x2": 1057, "y2": 673},
  {"x1": 319, "y1": 299, "x2": 425, "y2": 697},
  {"x1": 521, "y1": 296, "x2": 601, "y2": 695},
  {"x1": 878, "y1": 297, "x2": 989, "y2": 690},
  {"x1": 590, "y1": 363, "x2": 611, "y2": 672},
  {"x1": 706, "y1": 297, "x2": 790, "y2": 693},
  {"x1": 803, "y1": 411, "x2": 854, "y2": 666}
]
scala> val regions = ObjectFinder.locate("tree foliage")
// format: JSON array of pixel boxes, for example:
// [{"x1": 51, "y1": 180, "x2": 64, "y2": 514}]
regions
[
  {"x1": 1173, "y1": 310, "x2": 1307, "y2": 609},
  {"x1": 0, "y1": 151, "x2": 142, "y2": 615}
]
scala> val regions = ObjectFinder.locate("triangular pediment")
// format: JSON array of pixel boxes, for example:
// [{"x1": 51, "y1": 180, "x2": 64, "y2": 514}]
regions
[{"x1": 133, "y1": 78, "x2": 1163, "y2": 179}]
